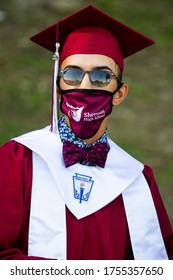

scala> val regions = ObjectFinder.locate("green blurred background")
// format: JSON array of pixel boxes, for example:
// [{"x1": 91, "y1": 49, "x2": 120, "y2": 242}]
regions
[{"x1": 0, "y1": 0, "x2": 173, "y2": 224}]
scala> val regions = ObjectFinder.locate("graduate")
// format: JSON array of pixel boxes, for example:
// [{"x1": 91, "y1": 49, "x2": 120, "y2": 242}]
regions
[{"x1": 0, "y1": 5, "x2": 173, "y2": 260}]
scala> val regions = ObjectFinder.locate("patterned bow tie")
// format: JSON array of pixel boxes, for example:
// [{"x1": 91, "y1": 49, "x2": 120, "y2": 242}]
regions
[{"x1": 62, "y1": 140, "x2": 108, "y2": 168}]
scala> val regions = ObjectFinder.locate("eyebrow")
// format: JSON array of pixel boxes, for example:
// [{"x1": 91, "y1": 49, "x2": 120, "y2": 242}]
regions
[{"x1": 63, "y1": 65, "x2": 113, "y2": 71}]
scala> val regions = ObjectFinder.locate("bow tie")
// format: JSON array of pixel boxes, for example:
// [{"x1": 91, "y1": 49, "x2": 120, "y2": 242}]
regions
[{"x1": 62, "y1": 140, "x2": 108, "y2": 168}]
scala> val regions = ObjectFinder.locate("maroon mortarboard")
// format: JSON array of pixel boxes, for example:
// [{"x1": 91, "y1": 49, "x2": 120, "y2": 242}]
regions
[
  {"x1": 30, "y1": 5, "x2": 155, "y2": 71},
  {"x1": 30, "y1": 5, "x2": 155, "y2": 132}
]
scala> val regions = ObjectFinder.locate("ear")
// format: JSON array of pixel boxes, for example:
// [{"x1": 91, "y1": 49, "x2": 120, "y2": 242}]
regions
[
  {"x1": 112, "y1": 83, "x2": 128, "y2": 106},
  {"x1": 56, "y1": 86, "x2": 61, "y2": 103}
]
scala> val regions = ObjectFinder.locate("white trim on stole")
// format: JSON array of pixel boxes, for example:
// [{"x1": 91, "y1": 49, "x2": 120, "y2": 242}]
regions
[
  {"x1": 13, "y1": 126, "x2": 168, "y2": 260},
  {"x1": 30, "y1": 152, "x2": 66, "y2": 259},
  {"x1": 122, "y1": 175, "x2": 168, "y2": 259}
]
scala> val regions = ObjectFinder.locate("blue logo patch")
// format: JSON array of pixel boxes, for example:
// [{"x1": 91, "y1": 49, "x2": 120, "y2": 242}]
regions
[{"x1": 73, "y1": 173, "x2": 94, "y2": 203}]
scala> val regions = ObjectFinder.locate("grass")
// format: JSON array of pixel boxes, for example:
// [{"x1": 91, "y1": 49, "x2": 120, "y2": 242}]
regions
[{"x1": 0, "y1": 0, "x2": 173, "y2": 224}]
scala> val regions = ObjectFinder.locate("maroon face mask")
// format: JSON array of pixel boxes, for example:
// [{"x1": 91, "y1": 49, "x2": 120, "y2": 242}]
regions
[{"x1": 60, "y1": 88, "x2": 119, "y2": 139}]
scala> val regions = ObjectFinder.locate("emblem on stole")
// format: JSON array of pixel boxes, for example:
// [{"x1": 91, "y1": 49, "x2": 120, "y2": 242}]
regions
[{"x1": 73, "y1": 173, "x2": 94, "y2": 203}]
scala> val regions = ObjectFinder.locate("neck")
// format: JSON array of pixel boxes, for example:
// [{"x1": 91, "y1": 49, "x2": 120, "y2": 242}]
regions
[{"x1": 64, "y1": 115, "x2": 108, "y2": 145}]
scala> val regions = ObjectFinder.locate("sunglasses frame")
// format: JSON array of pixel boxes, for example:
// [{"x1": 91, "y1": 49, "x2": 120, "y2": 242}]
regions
[{"x1": 59, "y1": 67, "x2": 122, "y2": 87}]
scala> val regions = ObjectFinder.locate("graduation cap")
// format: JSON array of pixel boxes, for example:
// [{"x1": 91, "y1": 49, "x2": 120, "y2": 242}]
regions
[{"x1": 30, "y1": 5, "x2": 155, "y2": 132}]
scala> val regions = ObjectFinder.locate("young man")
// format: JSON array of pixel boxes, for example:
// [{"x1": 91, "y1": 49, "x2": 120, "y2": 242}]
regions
[{"x1": 0, "y1": 5, "x2": 173, "y2": 260}]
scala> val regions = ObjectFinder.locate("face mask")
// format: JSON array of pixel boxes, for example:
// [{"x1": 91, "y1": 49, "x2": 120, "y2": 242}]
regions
[{"x1": 60, "y1": 88, "x2": 118, "y2": 139}]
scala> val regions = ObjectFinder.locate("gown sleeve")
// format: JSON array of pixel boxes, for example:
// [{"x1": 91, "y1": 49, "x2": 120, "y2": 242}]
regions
[
  {"x1": 143, "y1": 165, "x2": 173, "y2": 259},
  {"x1": 0, "y1": 140, "x2": 53, "y2": 260}
]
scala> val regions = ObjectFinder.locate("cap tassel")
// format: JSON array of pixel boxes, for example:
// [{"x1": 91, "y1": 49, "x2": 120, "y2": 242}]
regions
[{"x1": 51, "y1": 42, "x2": 60, "y2": 133}]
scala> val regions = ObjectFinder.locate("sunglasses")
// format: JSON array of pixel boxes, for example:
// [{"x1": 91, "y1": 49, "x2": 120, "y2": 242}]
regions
[{"x1": 59, "y1": 67, "x2": 122, "y2": 87}]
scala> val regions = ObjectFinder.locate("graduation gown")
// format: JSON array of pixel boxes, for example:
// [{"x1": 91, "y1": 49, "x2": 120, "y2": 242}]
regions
[{"x1": 0, "y1": 140, "x2": 173, "y2": 260}]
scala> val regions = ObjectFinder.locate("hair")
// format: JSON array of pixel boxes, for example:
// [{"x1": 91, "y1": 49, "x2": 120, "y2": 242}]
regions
[{"x1": 116, "y1": 63, "x2": 123, "y2": 82}]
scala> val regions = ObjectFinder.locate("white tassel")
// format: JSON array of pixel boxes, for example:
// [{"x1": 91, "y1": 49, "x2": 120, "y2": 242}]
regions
[{"x1": 51, "y1": 42, "x2": 60, "y2": 133}]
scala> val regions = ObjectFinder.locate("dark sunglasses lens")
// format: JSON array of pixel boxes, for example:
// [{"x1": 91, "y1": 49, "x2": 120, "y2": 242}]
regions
[
  {"x1": 90, "y1": 70, "x2": 111, "y2": 87},
  {"x1": 62, "y1": 68, "x2": 83, "y2": 85}
]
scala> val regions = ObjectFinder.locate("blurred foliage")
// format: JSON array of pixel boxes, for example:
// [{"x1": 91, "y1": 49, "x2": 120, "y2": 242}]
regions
[{"x1": 0, "y1": 0, "x2": 173, "y2": 224}]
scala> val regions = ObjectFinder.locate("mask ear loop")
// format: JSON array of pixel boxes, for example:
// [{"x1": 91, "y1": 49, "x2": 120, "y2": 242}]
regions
[{"x1": 51, "y1": 42, "x2": 60, "y2": 133}]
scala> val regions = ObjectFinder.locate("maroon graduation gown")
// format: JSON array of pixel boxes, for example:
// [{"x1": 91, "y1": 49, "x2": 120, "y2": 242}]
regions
[{"x1": 0, "y1": 140, "x2": 173, "y2": 260}]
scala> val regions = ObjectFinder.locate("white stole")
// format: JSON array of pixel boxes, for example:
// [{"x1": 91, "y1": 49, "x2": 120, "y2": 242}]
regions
[{"x1": 13, "y1": 127, "x2": 168, "y2": 260}]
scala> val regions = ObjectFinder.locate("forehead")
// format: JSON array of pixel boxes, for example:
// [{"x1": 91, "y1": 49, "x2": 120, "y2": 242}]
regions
[{"x1": 60, "y1": 54, "x2": 117, "y2": 71}]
